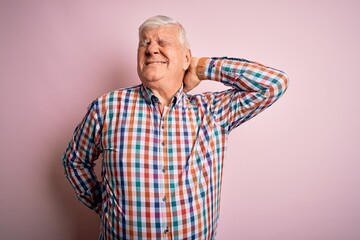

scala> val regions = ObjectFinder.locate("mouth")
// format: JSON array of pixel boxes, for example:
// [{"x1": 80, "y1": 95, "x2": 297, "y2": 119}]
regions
[{"x1": 145, "y1": 61, "x2": 167, "y2": 66}]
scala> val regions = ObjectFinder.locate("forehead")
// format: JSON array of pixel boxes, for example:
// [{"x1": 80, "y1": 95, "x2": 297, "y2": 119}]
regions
[{"x1": 140, "y1": 25, "x2": 179, "y2": 41}]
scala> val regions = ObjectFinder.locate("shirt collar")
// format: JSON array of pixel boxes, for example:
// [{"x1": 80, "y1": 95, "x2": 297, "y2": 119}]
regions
[{"x1": 140, "y1": 84, "x2": 184, "y2": 108}]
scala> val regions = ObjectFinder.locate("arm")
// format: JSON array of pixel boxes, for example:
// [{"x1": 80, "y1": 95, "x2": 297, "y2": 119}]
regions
[
  {"x1": 184, "y1": 57, "x2": 289, "y2": 132},
  {"x1": 62, "y1": 100, "x2": 103, "y2": 214}
]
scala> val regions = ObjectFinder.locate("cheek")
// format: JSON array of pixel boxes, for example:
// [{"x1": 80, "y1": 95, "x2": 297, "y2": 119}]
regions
[
  {"x1": 173, "y1": 56, "x2": 187, "y2": 70},
  {"x1": 137, "y1": 49, "x2": 145, "y2": 61},
  {"x1": 137, "y1": 53, "x2": 142, "y2": 63}
]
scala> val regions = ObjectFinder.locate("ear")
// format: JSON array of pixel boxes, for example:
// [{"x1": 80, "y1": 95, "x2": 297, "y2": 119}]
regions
[{"x1": 183, "y1": 49, "x2": 192, "y2": 70}]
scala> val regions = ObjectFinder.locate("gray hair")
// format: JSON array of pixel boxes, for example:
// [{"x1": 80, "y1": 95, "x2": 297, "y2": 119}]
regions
[{"x1": 138, "y1": 15, "x2": 190, "y2": 49}]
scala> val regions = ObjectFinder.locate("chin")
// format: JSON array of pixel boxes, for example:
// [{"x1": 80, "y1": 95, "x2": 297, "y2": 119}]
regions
[
  {"x1": 140, "y1": 77, "x2": 161, "y2": 87},
  {"x1": 140, "y1": 74, "x2": 163, "y2": 83}
]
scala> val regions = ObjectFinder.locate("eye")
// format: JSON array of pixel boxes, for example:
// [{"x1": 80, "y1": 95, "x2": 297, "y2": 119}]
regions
[
  {"x1": 158, "y1": 39, "x2": 167, "y2": 46},
  {"x1": 139, "y1": 39, "x2": 150, "y2": 47}
]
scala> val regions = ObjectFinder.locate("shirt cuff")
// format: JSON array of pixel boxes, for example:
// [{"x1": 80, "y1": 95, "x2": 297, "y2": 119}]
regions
[{"x1": 196, "y1": 57, "x2": 210, "y2": 80}]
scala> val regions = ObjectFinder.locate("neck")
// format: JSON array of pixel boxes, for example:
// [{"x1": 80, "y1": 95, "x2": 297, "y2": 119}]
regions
[{"x1": 145, "y1": 82, "x2": 182, "y2": 107}]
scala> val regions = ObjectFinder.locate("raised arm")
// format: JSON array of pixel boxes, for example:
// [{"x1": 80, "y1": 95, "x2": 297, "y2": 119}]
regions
[{"x1": 185, "y1": 57, "x2": 289, "y2": 132}]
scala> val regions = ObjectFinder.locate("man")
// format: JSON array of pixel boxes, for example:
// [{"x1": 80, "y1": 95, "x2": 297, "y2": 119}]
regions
[{"x1": 63, "y1": 15, "x2": 288, "y2": 239}]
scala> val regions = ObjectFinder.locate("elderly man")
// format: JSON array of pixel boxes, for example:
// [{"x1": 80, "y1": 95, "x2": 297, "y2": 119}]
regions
[{"x1": 63, "y1": 15, "x2": 288, "y2": 239}]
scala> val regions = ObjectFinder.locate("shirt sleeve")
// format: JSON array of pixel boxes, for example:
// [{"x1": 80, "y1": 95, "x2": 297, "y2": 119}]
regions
[
  {"x1": 201, "y1": 57, "x2": 289, "y2": 132},
  {"x1": 62, "y1": 100, "x2": 103, "y2": 214}
]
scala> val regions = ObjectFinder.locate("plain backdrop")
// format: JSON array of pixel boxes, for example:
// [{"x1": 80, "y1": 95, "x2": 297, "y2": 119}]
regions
[{"x1": 1, "y1": 0, "x2": 359, "y2": 239}]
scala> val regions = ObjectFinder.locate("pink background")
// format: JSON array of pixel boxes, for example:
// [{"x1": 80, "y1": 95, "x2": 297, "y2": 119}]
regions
[{"x1": 1, "y1": 1, "x2": 359, "y2": 239}]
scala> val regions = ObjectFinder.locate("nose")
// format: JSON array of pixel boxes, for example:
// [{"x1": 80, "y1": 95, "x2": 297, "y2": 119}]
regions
[{"x1": 145, "y1": 41, "x2": 159, "y2": 55}]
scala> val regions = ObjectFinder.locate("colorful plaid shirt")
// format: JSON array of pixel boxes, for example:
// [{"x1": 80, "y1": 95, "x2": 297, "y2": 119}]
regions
[{"x1": 63, "y1": 57, "x2": 288, "y2": 239}]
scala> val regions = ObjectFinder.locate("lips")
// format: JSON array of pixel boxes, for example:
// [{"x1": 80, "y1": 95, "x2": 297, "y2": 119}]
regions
[{"x1": 145, "y1": 61, "x2": 167, "y2": 65}]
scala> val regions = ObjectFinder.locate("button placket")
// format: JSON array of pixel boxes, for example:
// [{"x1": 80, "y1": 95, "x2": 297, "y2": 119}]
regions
[
  {"x1": 159, "y1": 106, "x2": 171, "y2": 236},
  {"x1": 160, "y1": 116, "x2": 166, "y2": 147}
]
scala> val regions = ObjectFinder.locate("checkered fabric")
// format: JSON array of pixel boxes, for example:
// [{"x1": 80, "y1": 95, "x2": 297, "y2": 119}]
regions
[{"x1": 63, "y1": 57, "x2": 288, "y2": 239}]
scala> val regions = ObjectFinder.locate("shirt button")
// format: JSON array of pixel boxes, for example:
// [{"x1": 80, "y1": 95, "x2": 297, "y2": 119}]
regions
[
  {"x1": 161, "y1": 125, "x2": 164, "y2": 129},
  {"x1": 162, "y1": 168, "x2": 166, "y2": 173},
  {"x1": 161, "y1": 142, "x2": 165, "y2": 146},
  {"x1": 164, "y1": 227, "x2": 169, "y2": 234},
  {"x1": 162, "y1": 196, "x2": 167, "y2": 202}
]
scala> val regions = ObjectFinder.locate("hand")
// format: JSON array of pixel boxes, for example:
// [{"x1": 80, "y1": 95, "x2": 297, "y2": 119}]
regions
[{"x1": 183, "y1": 57, "x2": 201, "y2": 93}]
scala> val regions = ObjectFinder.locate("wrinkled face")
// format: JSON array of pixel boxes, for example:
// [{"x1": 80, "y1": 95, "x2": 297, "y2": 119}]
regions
[{"x1": 137, "y1": 25, "x2": 190, "y2": 89}]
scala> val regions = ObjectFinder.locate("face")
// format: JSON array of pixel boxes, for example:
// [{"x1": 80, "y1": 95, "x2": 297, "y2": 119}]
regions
[{"x1": 137, "y1": 25, "x2": 191, "y2": 90}]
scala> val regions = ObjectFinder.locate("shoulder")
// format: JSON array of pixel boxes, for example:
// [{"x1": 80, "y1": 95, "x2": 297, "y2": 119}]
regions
[
  {"x1": 184, "y1": 89, "x2": 234, "y2": 115},
  {"x1": 95, "y1": 85, "x2": 142, "y2": 104},
  {"x1": 85, "y1": 85, "x2": 142, "y2": 115},
  {"x1": 185, "y1": 90, "x2": 230, "y2": 104}
]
